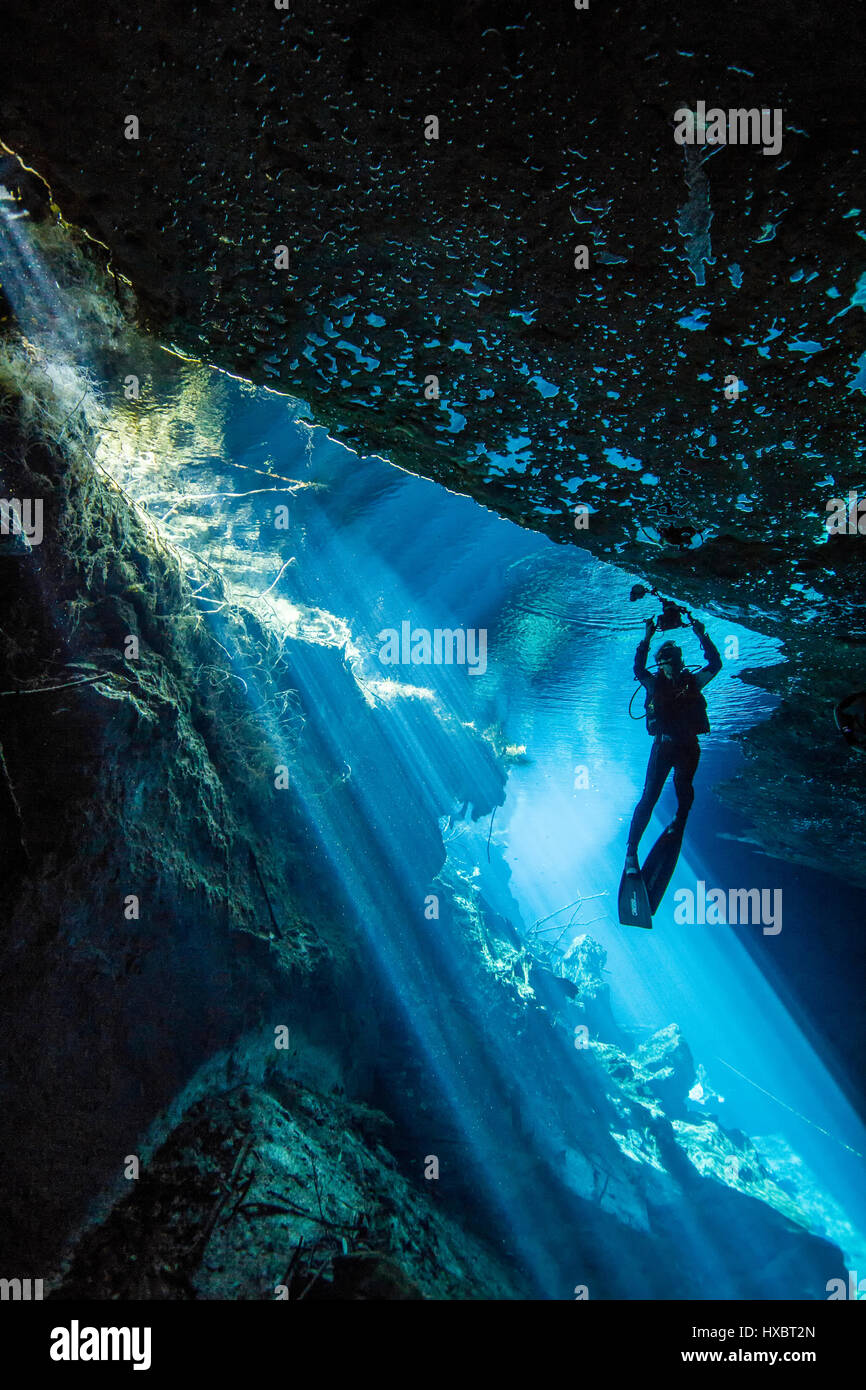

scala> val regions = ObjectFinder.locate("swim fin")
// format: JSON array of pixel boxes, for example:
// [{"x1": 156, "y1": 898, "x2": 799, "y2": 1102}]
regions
[
  {"x1": 642, "y1": 821, "x2": 685, "y2": 914},
  {"x1": 618, "y1": 859, "x2": 653, "y2": 929}
]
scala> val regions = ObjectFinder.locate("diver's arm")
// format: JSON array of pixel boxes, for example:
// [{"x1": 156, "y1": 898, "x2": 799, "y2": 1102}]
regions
[
  {"x1": 692, "y1": 619, "x2": 722, "y2": 688},
  {"x1": 634, "y1": 618, "x2": 655, "y2": 689}
]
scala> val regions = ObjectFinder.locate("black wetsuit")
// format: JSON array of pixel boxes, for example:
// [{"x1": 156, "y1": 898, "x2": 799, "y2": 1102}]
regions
[{"x1": 627, "y1": 630, "x2": 722, "y2": 854}]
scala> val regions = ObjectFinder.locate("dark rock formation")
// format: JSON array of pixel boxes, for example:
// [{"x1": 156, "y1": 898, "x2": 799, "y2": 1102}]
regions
[
  {"x1": 53, "y1": 1084, "x2": 516, "y2": 1300},
  {"x1": 0, "y1": 369, "x2": 523, "y2": 1292}
]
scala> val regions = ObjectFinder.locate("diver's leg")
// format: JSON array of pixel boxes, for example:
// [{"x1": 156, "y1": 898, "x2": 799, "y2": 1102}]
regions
[
  {"x1": 627, "y1": 738, "x2": 674, "y2": 855},
  {"x1": 671, "y1": 738, "x2": 701, "y2": 829}
]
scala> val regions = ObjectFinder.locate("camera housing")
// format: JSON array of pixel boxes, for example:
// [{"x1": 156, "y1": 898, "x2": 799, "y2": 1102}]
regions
[
  {"x1": 629, "y1": 584, "x2": 688, "y2": 631},
  {"x1": 657, "y1": 600, "x2": 687, "y2": 632}
]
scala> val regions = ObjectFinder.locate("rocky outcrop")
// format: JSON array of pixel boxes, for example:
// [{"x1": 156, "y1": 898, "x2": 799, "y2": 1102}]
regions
[
  {"x1": 634, "y1": 1024, "x2": 696, "y2": 1119},
  {"x1": 0, "y1": 351, "x2": 521, "y2": 1293},
  {"x1": 53, "y1": 1083, "x2": 521, "y2": 1300},
  {"x1": 0, "y1": 381, "x2": 346, "y2": 1273},
  {"x1": 422, "y1": 862, "x2": 844, "y2": 1298}
]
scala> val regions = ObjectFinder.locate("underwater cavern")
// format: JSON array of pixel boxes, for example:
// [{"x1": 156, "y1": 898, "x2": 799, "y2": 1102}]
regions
[{"x1": 0, "y1": 0, "x2": 865, "y2": 1334}]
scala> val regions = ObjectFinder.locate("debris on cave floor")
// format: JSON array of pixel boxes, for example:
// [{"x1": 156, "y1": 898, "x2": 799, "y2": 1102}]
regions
[{"x1": 52, "y1": 1083, "x2": 526, "y2": 1301}]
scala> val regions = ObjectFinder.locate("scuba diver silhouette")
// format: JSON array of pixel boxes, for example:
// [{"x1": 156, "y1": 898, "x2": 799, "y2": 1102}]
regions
[{"x1": 619, "y1": 613, "x2": 722, "y2": 927}]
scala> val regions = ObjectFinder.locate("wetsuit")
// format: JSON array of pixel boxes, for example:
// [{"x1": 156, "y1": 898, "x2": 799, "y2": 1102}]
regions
[{"x1": 627, "y1": 629, "x2": 722, "y2": 854}]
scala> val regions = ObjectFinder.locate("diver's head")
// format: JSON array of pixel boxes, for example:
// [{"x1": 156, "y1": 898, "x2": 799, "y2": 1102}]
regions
[{"x1": 655, "y1": 641, "x2": 683, "y2": 677}]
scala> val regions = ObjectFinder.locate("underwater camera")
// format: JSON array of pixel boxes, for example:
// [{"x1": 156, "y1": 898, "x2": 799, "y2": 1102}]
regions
[{"x1": 629, "y1": 584, "x2": 690, "y2": 630}]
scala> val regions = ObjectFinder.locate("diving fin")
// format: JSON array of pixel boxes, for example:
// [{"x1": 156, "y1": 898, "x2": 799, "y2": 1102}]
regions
[
  {"x1": 642, "y1": 821, "x2": 685, "y2": 915},
  {"x1": 618, "y1": 859, "x2": 653, "y2": 929}
]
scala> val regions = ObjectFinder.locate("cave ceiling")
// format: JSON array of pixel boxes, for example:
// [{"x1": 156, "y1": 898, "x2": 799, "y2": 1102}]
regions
[{"x1": 0, "y1": 0, "x2": 865, "y2": 878}]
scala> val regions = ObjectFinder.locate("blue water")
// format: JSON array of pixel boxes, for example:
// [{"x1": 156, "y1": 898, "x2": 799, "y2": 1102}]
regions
[{"x1": 98, "y1": 364, "x2": 866, "y2": 1279}]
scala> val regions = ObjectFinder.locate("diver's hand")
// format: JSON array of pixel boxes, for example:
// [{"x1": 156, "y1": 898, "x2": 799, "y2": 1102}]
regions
[
  {"x1": 644, "y1": 617, "x2": 656, "y2": 637},
  {"x1": 691, "y1": 616, "x2": 706, "y2": 636}
]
